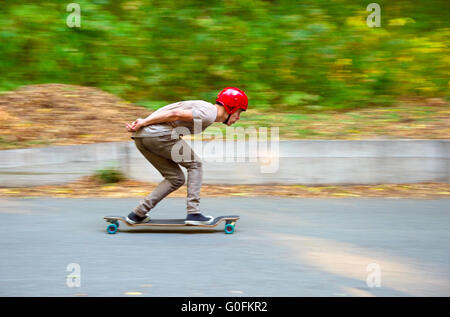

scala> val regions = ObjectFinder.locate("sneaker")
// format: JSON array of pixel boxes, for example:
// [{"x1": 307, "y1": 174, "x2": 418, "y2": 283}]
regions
[
  {"x1": 126, "y1": 212, "x2": 151, "y2": 224},
  {"x1": 185, "y1": 213, "x2": 214, "y2": 225}
]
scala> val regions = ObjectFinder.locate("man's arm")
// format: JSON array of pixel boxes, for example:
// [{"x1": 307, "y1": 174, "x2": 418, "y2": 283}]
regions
[
  {"x1": 127, "y1": 109, "x2": 193, "y2": 132},
  {"x1": 142, "y1": 109, "x2": 193, "y2": 126}
]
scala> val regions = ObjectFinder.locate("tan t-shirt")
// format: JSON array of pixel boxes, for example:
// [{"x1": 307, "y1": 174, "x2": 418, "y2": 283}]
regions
[{"x1": 132, "y1": 100, "x2": 218, "y2": 138}]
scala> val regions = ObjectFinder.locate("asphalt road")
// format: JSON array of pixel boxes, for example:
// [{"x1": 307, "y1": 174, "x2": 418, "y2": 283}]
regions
[{"x1": 0, "y1": 197, "x2": 449, "y2": 297}]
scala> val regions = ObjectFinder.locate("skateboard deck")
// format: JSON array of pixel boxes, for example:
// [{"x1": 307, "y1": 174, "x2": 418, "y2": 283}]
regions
[{"x1": 104, "y1": 215, "x2": 240, "y2": 234}]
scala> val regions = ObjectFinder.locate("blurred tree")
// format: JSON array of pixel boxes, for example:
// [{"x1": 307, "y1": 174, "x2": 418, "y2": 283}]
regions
[{"x1": 0, "y1": 0, "x2": 448, "y2": 111}]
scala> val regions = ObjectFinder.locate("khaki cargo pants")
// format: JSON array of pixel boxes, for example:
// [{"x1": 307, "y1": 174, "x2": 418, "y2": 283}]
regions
[{"x1": 133, "y1": 134, "x2": 202, "y2": 216}]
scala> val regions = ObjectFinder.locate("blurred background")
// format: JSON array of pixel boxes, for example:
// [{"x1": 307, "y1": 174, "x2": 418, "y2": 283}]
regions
[
  {"x1": 1, "y1": 0, "x2": 448, "y2": 108},
  {"x1": 0, "y1": 0, "x2": 449, "y2": 147}
]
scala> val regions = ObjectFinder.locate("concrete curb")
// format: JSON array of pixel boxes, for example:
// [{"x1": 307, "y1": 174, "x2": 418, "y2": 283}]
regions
[{"x1": 0, "y1": 140, "x2": 448, "y2": 186}]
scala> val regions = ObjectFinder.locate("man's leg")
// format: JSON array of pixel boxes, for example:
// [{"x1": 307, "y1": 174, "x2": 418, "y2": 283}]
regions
[
  {"x1": 133, "y1": 138, "x2": 185, "y2": 217},
  {"x1": 133, "y1": 135, "x2": 212, "y2": 225},
  {"x1": 172, "y1": 138, "x2": 213, "y2": 224},
  {"x1": 179, "y1": 160, "x2": 202, "y2": 215}
]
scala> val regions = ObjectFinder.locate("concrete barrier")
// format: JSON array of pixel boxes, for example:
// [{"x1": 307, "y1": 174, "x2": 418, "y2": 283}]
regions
[{"x1": 0, "y1": 140, "x2": 448, "y2": 186}]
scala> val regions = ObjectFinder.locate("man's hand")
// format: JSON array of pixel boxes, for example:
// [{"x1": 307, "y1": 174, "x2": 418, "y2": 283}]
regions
[{"x1": 125, "y1": 118, "x2": 145, "y2": 132}]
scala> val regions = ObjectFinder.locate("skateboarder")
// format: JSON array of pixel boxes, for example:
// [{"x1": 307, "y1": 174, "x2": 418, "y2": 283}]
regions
[{"x1": 124, "y1": 87, "x2": 248, "y2": 225}]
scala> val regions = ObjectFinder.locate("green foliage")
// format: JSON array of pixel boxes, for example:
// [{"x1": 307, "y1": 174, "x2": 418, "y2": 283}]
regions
[
  {"x1": 94, "y1": 168, "x2": 125, "y2": 184},
  {"x1": 0, "y1": 0, "x2": 448, "y2": 111}
]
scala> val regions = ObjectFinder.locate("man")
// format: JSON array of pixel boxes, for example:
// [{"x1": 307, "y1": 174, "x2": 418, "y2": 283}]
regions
[{"x1": 125, "y1": 87, "x2": 248, "y2": 225}]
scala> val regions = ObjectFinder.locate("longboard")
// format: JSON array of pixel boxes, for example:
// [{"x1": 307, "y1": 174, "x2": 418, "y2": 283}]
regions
[{"x1": 104, "y1": 215, "x2": 240, "y2": 234}]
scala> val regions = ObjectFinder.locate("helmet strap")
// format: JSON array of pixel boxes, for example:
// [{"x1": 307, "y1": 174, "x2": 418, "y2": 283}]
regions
[{"x1": 223, "y1": 113, "x2": 231, "y2": 125}]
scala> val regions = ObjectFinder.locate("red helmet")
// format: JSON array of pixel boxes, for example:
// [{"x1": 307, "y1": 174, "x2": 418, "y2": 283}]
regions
[{"x1": 216, "y1": 87, "x2": 248, "y2": 114}]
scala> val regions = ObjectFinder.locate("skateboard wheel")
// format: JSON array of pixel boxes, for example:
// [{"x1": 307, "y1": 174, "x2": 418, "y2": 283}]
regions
[
  {"x1": 107, "y1": 223, "x2": 118, "y2": 234},
  {"x1": 224, "y1": 224, "x2": 235, "y2": 234}
]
